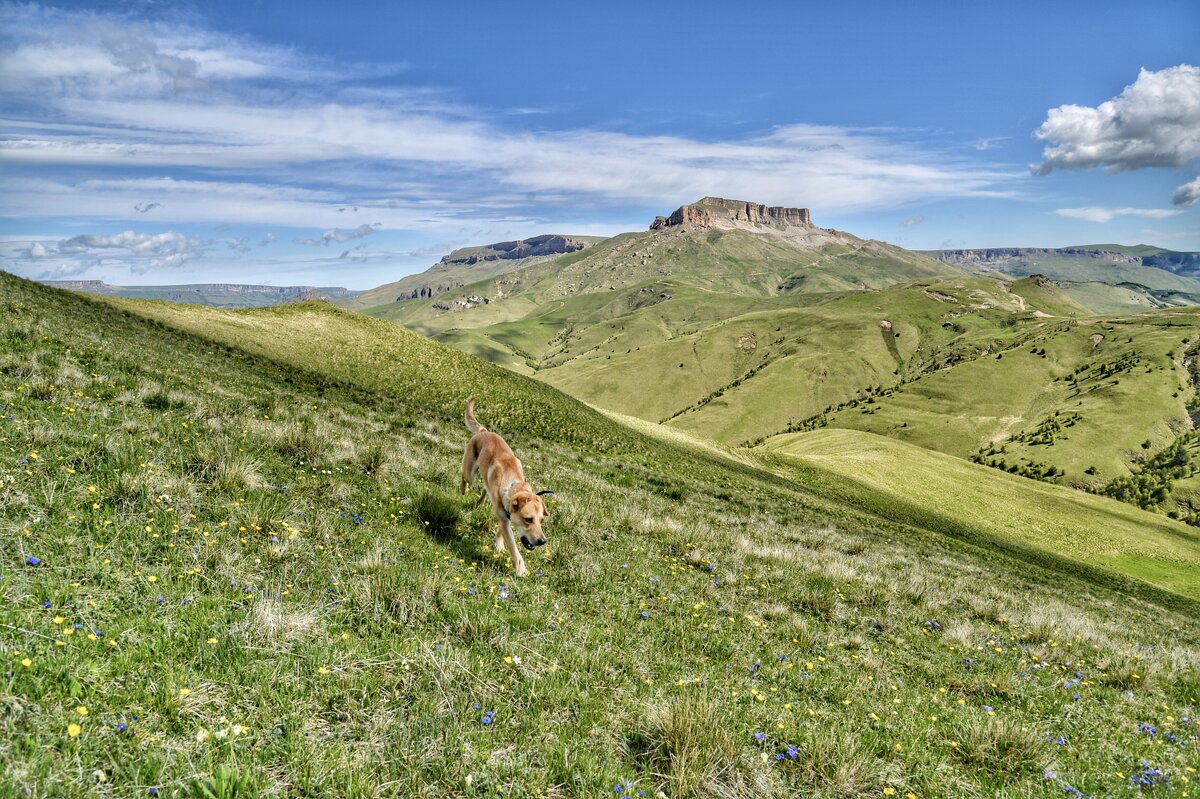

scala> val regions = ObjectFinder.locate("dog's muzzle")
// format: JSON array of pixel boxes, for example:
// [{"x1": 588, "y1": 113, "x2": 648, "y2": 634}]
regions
[{"x1": 520, "y1": 535, "x2": 545, "y2": 551}]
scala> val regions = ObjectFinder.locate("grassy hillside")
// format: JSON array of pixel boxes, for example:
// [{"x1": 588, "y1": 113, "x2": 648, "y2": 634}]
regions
[
  {"x1": 806, "y1": 310, "x2": 1200, "y2": 488},
  {"x1": 757, "y1": 429, "x2": 1200, "y2": 600},
  {"x1": 362, "y1": 227, "x2": 1006, "y2": 444},
  {"x1": 3, "y1": 272, "x2": 1199, "y2": 797}
]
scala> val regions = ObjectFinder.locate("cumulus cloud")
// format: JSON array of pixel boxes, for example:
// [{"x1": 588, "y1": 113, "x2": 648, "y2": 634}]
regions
[
  {"x1": 1173, "y1": 176, "x2": 1200, "y2": 206},
  {"x1": 1033, "y1": 65, "x2": 1200, "y2": 175},
  {"x1": 28, "y1": 241, "x2": 48, "y2": 257},
  {"x1": 1053, "y1": 207, "x2": 1184, "y2": 223},
  {"x1": 53, "y1": 229, "x2": 205, "y2": 274}
]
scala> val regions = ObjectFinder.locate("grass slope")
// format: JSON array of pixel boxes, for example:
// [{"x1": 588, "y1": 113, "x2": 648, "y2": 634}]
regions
[
  {"x1": 3, "y1": 272, "x2": 1199, "y2": 798},
  {"x1": 811, "y1": 311, "x2": 1200, "y2": 488},
  {"x1": 758, "y1": 429, "x2": 1200, "y2": 601}
]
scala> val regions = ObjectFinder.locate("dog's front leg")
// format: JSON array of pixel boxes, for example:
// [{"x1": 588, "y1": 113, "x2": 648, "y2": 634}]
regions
[{"x1": 500, "y1": 518, "x2": 529, "y2": 578}]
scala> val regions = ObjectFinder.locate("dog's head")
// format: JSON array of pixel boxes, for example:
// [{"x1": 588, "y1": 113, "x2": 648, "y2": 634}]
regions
[{"x1": 509, "y1": 490, "x2": 550, "y2": 550}]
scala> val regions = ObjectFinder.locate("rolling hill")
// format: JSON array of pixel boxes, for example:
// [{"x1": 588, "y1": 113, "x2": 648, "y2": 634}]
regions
[{"x1": 2, "y1": 269, "x2": 1198, "y2": 797}]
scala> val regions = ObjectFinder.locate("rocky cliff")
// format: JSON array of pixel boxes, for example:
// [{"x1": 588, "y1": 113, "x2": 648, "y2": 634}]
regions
[{"x1": 651, "y1": 197, "x2": 811, "y2": 230}]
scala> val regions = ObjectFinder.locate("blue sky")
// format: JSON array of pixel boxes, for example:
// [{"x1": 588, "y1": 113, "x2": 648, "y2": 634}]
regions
[{"x1": 1, "y1": 0, "x2": 1197, "y2": 288}]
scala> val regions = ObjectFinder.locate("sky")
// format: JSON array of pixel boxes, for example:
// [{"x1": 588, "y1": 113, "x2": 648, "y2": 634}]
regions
[{"x1": 0, "y1": 1, "x2": 1198, "y2": 289}]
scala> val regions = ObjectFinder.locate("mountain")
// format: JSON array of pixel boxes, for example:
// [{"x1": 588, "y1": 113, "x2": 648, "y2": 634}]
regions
[
  {"x1": 925, "y1": 246, "x2": 1200, "y2": 312},
  {"x1": 340, "y1": 233, "x2": 606, "y2": 310},
  {"x1": 39, "y1": 280, "x2": 359, "y2": 308}
]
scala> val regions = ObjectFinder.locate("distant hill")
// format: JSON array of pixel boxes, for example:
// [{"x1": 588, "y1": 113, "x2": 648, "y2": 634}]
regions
[
  {"x1": 925, "y1": 245, "x2": 1200, "y2": 312},
  {"x1": 39, "y1": 280, "x2": 359, "y2": 308},
  {"x1": 340, "y1": 234, "x2": 606, "y2": 310}
]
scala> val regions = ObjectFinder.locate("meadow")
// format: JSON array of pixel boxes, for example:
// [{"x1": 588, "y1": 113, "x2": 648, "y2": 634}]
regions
[{"x1": 2, "y1": 272, "x2": 1198, "y2": 798}]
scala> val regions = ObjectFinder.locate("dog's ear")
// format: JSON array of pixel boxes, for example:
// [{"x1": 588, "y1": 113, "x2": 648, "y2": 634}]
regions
[{"x1": 510, "y1": 496, "x2": 523, "y2": 512}]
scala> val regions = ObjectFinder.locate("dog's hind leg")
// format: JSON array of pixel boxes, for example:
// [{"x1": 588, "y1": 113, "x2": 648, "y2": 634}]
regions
[{"x1": 460, "y1": 441, "x2": 477, "y2": 495}]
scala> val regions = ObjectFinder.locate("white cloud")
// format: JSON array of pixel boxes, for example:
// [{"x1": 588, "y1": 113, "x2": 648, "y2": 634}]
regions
[
  {"x1": 29, "y1": 241, "x2": 48, "y2": 257},
  {"x1": 322, "y1": 223, "x2": 380, "y2": 244},
  {"x1": 1053, "y1": 207, "x2": 1185, "y2": 223},
  {"x1": 1173, "y1": 176, "x2": 1200, "y2": 206},
  {"x1": 49, "y1": 229, "x2": 206, "y2": 275},
  {"x1": 1034, "y1": 65, "x2": 1200, "y2": 175},
  {"x1": 902, "y1": 215, "x2": 925, "y2": 227},
  {"x1": 260, "y1": 232, "x2": 277, "y2": 245}
]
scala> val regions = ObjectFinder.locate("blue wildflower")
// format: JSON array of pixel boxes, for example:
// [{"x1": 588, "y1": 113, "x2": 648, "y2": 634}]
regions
[{"x1": 25, "y1": 556, "x2": 41, "y2": 566}]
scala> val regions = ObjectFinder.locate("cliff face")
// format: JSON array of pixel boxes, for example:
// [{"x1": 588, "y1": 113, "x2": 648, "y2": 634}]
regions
[{"x1": 651, "y1": 197, "x2": 811, "y2": 230}]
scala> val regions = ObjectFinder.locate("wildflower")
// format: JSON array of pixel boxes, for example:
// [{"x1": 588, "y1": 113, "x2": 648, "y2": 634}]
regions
[
  {"x1": 318, "y1": 667, "x2": 330, "y2": 675},
  {"x1": 76, "y1": 706, "x2": 88, "y2": 717},
  {"x1": 67, "y1": 723, "x2": 82, "y2": 738},
  {"x1": 481, "y1": 710, "x2": 495, "y2": 726},
  {"x1": 117, "y1": 722, "x2": 127, "y2": 732},
  {"x1": 884, "y1": 790, "x2": 896, "y2": 796},
  {"x1": 179, "y1": 688, "x2": 191, "y2": 697},
  {"x1": 21, "y1": 658, "x2": 31, "y2": 667},
  {"x1": 754, "y1": 731, "x2": 766, "y2": 742},
  {"x1": 25, "y1": 556, "x2": 41, "y2": 566}
]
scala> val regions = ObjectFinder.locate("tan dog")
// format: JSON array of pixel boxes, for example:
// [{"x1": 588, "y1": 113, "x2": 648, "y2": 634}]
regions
[{"x1": 460, "y1": 397, "x2": 550, "y2": 578}]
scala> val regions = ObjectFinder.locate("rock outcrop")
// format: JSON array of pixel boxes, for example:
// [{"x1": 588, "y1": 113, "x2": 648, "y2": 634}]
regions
[{"x1": 651, "y1": 197, "x2": 811, "y2": 230}]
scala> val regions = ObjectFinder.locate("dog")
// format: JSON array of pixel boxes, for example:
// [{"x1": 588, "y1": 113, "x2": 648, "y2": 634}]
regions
[{"x1": 460, "y1": 397, "x2": 550, "y2": 578}]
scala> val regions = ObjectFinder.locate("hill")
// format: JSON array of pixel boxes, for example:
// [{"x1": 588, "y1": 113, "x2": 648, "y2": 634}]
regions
[
  {"x1": 797, "y1": 306, "x2": 1200, "y2": 502},
  {"x1": 757, "y1": 429, "x2": 1200, "y2": 599},
  {"x1": 40, "y1": 280, "x2": 360, "y2": 308},
  {"x1": 2, "y1": 270, "x2": 1198, "y2": 797},
  {"x1": 340, "y1": 234, "x2": 606, "y2": 311}
]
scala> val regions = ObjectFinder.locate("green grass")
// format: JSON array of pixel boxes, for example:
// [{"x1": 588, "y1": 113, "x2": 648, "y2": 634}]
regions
[
  {"x1": 757, "y1": 428, "x2": 1200, "y2": 601},
  {"x1": 2, "y1": 271, "x2": 1199, "y2": 797}
]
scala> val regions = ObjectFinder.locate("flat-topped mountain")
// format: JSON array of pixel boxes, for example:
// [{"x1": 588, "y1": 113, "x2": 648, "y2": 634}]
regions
[
  {"x1": 439, "y1": 234, "x2": 594, "y2": 265},
  {"x1": 650, "y1": 196, "x2": 812, "y2": 230}
]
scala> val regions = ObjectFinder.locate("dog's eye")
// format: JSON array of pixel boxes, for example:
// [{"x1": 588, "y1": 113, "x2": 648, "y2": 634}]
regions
[{"x1": 524, "y1": 517, "x2": 533, "y2": 524}]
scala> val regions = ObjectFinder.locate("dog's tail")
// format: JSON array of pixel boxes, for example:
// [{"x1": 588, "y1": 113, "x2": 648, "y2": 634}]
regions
[{"x1": 465, "y1": 396, "x2": 485, "y2": 434}]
